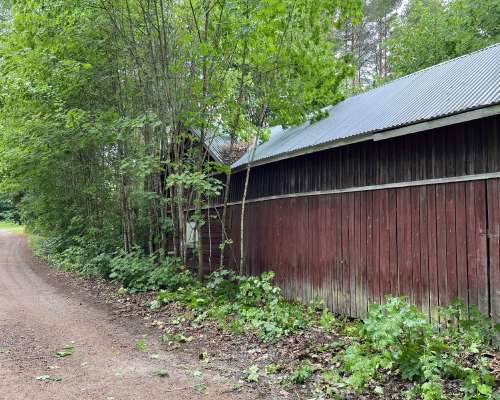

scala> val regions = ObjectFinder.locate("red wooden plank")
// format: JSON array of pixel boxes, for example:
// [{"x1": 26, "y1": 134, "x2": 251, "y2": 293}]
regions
[
  {"x1": 247, "y1": 202, "x2": 256, "y2": 276},
  {"x1": 348, "y1": 192, "x2": 357, "y2": 316},
  {"x1": 445, "y1": 183, "x2": 458, "y2": 305},
  {"x1": 396, "y1": 189, "x2": 404, "y2": 297},
  {"x1": 291, "y1": 198, "x2": 302, "y2": 297},
  {"x1": 465, "y1": 182, "x2": 478, "y2": 312},
  {"x1": 372, "y1": 189, "x2": 381, "y2": 303},
  {"x1": 341, "y1": 194, "x2": 350, "y2": 315},
  {"x1": 359, "y1": 192, "x2": 368, "y2": 316},
  {"x1": 334, "y1": 194, "x2": 343, "y2": 314},
  {"x1": 251, "y1": 202, "x2": 260, "y2": 276},
  {"x1": 410, "y1": 187, "x2": 422, "y2": 308},
  {"x1": 324, "y1": 195, "x2": 337, "y2": 312},
  {"x1": 277, "y1": 199, "x2": 286, "y2": 280},
  {"x1": 307, "y1": 196, "x2": 317, "y2": 301},
  {"x1": 353, "y1": 192, "x2": 360, "y2": 317},
  {"x1": 388, "y1": 189, "x2": 399, "y2": 296},
  {"x1": 418, "y1": 186, "x2": 430, "y2": 320},
  {"x1": 318, "y1": 196, "x2": 331, "y2": 307},
  {"x1": 261, "y1": 201, "x2": 269, "y2": 275},
  {"x1": 455, "y1": 183, "x2": 468, "y2": 307},
  {"x1": 427, "y1": 185, "x2": 439, "y2": 322},
  {"x1": 317, "y1": 196, "x2": 337, "y2": 309},
  {"x1": 366, "y1": 190, "x2": 375, "y2": 305},
  {"x1": 278, "y1": 200, "x2": 293, "y2": 295},
  {"x1": 474, "y1": 181, "x2": 489, "y2": 315},
  {"x1": 435, "y1": 184, "x2": 448, "y2": 310},
  {"x1": 311, "y1": 195, "x2": 332, "y2": 308},
  {"x1": 398, "y1": 187, "x2": 412, "y2": 298},
  {"x1": 411, "y1": 186, "x2": 422, "y2": 309},
  {"x1": 379, "y1": 190, "x2": 391, "y2": 301},
  {"x1": 487, "y1": 179, "x2": 500, "y2": 322},
  {"x1": 235, "y1": 204, "x2": 243, "y2": 269},
  {"x1": 300, "y1": 198, "x2": 308, "y2": 295}
]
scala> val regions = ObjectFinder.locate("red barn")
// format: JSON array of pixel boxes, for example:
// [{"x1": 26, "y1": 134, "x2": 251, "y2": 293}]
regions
[{"x1": 204, "y1": 44, "x2": 500, "y2": 322}]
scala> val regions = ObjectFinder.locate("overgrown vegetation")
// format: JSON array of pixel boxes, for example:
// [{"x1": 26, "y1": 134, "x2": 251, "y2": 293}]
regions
[
  {"x1": 152, "y1": 269, "x2": 309, "y2": 343},
  {"x1": 149, "y1": 280, "x2": 499, "y2": 399},
  {"x1": 31, "y1": 235, "x2": 500, "y2": 398},
  {"x1": 327, "y1": 297, "x2": 499, "y2": 400},
  {"x1": 0, "y1": 0, "x2": 359, "y2": 279},
  {"x1": 1, "y1": 1, "x2": 499, "y2": 398},
  {"x1": 0, "y1": 220, "x2": 24, "y2": 233}
]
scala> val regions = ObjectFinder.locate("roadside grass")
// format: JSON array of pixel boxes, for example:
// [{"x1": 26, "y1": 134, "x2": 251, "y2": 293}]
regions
[{"x1": 0, "y1": 221, "x2": 24, "y2": 234}]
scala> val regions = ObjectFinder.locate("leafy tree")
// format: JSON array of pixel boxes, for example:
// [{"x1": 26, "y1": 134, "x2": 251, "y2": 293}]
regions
[
  {"x1": 0, "y1": 0, "x2": 361, "y2": 278},
  {"x1": 387, "y1": 0, "x2": 500, "y2": 77},
  {"x1": 334, "y1": 0, "x2": 402, "y2": 92},
  {"x1": 0, "y1": 0, "x2": 121, "y2": 250}
]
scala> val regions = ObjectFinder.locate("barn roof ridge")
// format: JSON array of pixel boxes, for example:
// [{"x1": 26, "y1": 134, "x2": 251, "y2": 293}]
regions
[{"x1": 232, "y1": 42, "x2": 500, "y2": 170}]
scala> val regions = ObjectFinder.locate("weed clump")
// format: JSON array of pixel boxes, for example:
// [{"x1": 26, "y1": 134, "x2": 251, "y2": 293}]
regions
[
  {"x1": 325, "y1": 297, "x2": 499, "y2": 400},
  {"x1": 109, "y1": 248, "x2": 192, "y2": 292},
  {"x1": 152, "y1": 269, "x2": 310, "y2": 343}
]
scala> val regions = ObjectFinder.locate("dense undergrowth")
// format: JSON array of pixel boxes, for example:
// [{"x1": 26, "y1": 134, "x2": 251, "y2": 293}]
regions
[{"x1": 34, "y1": 238, "x2": 499, "y2": 399}]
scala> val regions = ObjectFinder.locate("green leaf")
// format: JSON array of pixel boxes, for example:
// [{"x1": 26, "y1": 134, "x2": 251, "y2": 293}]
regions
[
  {"x1": 245, "y1": 364, "x2": 259, "y2": 383},
  {"x1": 54, "y1": 345, "x2": 74, "y2": 358},
  {"x1": 35, "y1": 375, "x2": 62, "y2": 382},
  {"x1": 152, "y1": 368, "x2": 169, "y2": 378}
]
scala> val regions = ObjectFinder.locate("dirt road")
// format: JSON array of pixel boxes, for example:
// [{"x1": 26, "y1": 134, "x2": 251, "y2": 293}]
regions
[{"x1": 0, "y1": 231, "x2": 254, "y2": 400}]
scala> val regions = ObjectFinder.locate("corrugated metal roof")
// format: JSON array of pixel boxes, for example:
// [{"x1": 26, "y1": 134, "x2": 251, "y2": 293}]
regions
[
  {"x1": 233, "y1": 43, "x2": 500, "y2": 169},
  {"x1": 191, "y1": 129, "x2": 231, "y2": 163},
  {"x1": 204, "y1": 132, "x2": 231, "y2": 163}
]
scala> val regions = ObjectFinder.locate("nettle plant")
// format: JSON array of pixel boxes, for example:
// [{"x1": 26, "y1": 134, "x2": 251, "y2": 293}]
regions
[{"x1": 337, "y1": 297, "x2": 499, "y2": 400}]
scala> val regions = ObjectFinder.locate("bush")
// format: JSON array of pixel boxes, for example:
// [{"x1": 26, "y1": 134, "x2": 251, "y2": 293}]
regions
[
  {"x1": 109, "y1": 249, "x2": 155, "y2": 291},
  {"x1": 109, "y1": 249, "x2": 197, "y2": 293},
  {"x1": 32, "y1": 231, "x2": 118, "y2": 277},
  {"x1": 148, "y1": 257, "x2": 195, "y2": 291},
  {"x1": 151, "y1": 269, "x2": 310, "y2": 343},
  {"x1": 339, "y1": 296, "x2": 499, "y2": 400}
]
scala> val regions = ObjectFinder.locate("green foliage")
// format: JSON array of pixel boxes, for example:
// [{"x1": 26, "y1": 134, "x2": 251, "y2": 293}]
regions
[
  {"x1": 152, "y1": 368, "x2": 169, "y2": 378},
  {"x1": 0, "y1": 191, "x2": 21, "y2": 223},
  {"x1": 211, "y1": 271, "x2": 310, "y2": 342},
  {"x1": 150, "y1": 269, "x2": 311, "y2": 343},
  {"x1": 245, "y1": 364, "x2": 260, "y2": 383},
  {"x1": 264, "y1": 363, "x2": 283, "y2": 375},
  {"x1": 161, "y1": 333, "x2": 192, "y2": 344},
  {"x1": 0, "y1": 221, "x2": 24, "y2": 233},
  {"x1": 108, "y1": 249, "x2": 154, "y2": 291},
  {"x1": 319, "y1": 307, "x2": 337, "y2": 331},
  {"x1": 338, "y1": 296, "x2": 498, "y2": 399},
  {"x1": 35, "y1": 375, "x2": 63, "y2": 382},
  {"x1": 55, "y1": 345, "x2": 75, "y2": 358},
  {"x1": 0, "y1": 0, "x2": 360, "y2": 268},
  {"x1": 109, "y1": 249, "x2": 196, "y2": 293},
  {"x1": 387, "y1": 0, "x2": 500, "y2": 77},
  {"x1": 290, "y1": 360, "x2": 315, "y2": 384},
  {"x1": 135, "y1": 339, "x2": 147, "y2": 351}
]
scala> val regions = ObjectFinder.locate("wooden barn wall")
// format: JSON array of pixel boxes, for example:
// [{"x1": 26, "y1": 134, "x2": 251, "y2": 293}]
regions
[
  {"x1": 200, "y1": 116, "x2": 500, "y2": 320},
  {"x1": 220, "y1": 179, "x2": 499, "y2": 321},
  {"x1": 226, "y1": 115, "x2": 500, "y2": 202}
]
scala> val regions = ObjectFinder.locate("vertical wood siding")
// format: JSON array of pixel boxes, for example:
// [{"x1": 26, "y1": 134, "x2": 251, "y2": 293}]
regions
[
  {"x1": 226, "y1": 115, "x2": 500, "y2": 203},
  {"x1": 200, "y1": 116, "x2": 500, "y2": 321},
  {"x1": 221, "y1": 178, "x2": 498, "y2": 321}
]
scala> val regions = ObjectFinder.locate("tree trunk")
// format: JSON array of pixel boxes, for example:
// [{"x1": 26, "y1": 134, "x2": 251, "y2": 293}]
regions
[
  {"x1": 219, "y1": 153, "x2": 233, "y2": 268},
  {"x1": 239, "y1": 136, "x2": 258, "y2": 275}
]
